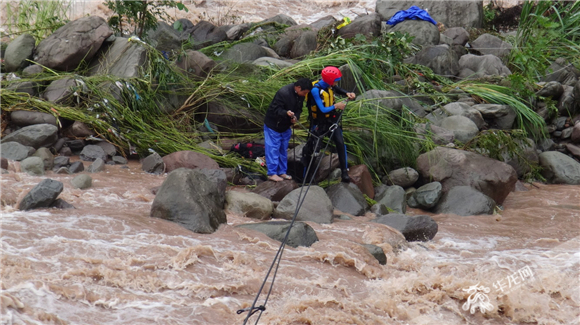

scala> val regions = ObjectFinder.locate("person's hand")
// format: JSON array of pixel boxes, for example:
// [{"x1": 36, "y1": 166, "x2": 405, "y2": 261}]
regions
[
  {"x1": 335, "y1": 101, "x2": 346, "y2": 110},
  {"x1": 287, "y1": 110, "x2": 295, "y2": 118},
  {"x1": 346, "y1": 92, "x2": 356, "y2": 100},
  {"x1": 290, "y1": 116, "x2": 297, "y2": 124}
]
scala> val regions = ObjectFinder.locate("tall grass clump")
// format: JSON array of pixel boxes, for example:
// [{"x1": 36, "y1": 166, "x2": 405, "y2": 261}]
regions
[
  {"x1": 3, "y1": 0, "x2": 71, "y2": 43},
  {"x1": 509, "y1": 0, "x2": 580, "y2": 81},
  {"x1": 459, "y1": 82, "x2": 547, "y2": 139}
]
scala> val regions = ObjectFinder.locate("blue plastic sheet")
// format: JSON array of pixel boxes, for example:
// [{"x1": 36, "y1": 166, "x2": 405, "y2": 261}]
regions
[{"x1": 386, "y1": 5, "x2": 437, "y2": 26}]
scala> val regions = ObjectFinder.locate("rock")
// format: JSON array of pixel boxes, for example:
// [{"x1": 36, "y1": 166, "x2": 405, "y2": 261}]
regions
[
  {"x1": 19, "y1": 179, "x2": 63, "y2": 211},
  {"x1": 225, "y1": 191, "x2": 274, "y2": 220},
  {"x1": 326, "y1": 182, "x2": 368, "y2": 216},
  {"x1": 439, "y1": 115, "x2": 479, "y2": 143},
  {"x1": 416, "y1": 147, "x2": 517, "y2": 205},
  {"x1": 236, "y1": 221, "x2": 318, "y2": 248},
  {"x1": 87, "y1": 158, "x2": 106, "y2": 173},
  {"x1": 539, "y1": 151, "x2": 580, "y2": 185},
  {"x1": 162, "y1": 151, "x2": 219, "y2": 173},
  {"x1": 31, "y1": 148, "x2": 54, "y2": 170},
  {"x1": 434, "y1": 186, "x2": 496, "y2": 216},
  {"x1": 3, "y1": 33, "x2": 36, "y2": 72},
  {"x1": 142, "y1": 152, "x2": 165, "y2": 174},
  {"x1": 20, "y1": 157, "x2": 45, "y2": 176},
  {"x1": 10, "y1": 110, "x2": 57, "y2": 127},
  {"x1": 1, "y1": 142, "x2": 34, "y2": 161},
  {"x1": 68, "y1": 161, "x2": 85, "y2": 174},
  {"x1": 88, "y1": 37, "x2": 147, "y2": 78},
  {"x1": 1, "y1": 124, "x2": 58, "y2": 149},
  {"x1": 362, "y1": 244, "x2": 387, "y2": 265},
  {"x1": 150, "y1": 168, "x2": 227, "y2": 233},
  {"x1": 348, "y1": 164, "x2": 375, "y2": 199},
  {"x1": 373, "y1": 214, "x2": 438, "y2": 242},
  {"x1": 273, "y1": 186, "x2": 334, "y2": 224},
  {"x1": 385, "y1": 167, "x2": 419, "y2": 188},
  {"x1": 71, "y1": 174, "x2": 93, "y2": 189},
  {"x1": 35, "y1": 16, "x2": 113, "y2": 71},
  {"x1": 80, "y1": 145, "x2": 107, "y2": 162},
  {"x1": 412, "y1": 182, "x2": 443, "y2": 209},
  {"x1": 50, "y1": 199, "x2": 75, "y2": 209},
  {"x1": 252, "y1": 180, "x2": 299, "y2": 201},
  {"x1": 374, "y1": 185, "x2": 406, "y2": 214}
]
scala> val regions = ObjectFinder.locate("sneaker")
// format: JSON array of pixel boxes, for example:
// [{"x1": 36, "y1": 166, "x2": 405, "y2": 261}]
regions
[{"x1": 341, "y1": 170, "x2": 351, "y2": 183}]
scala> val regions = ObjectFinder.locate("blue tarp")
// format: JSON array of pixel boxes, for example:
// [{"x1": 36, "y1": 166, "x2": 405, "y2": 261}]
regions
[{"x1": 386, "y1": 5, "x2": 437, "y2": 26}]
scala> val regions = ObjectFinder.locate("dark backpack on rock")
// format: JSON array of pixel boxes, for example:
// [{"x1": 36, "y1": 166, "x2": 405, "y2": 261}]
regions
[{"x1": 230, "y1": 142, "x2": 265, "y2": 159}]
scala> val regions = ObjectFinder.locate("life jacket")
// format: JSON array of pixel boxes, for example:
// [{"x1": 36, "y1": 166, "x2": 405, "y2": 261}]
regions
[{"x1": 308, "y1": 81, "x2": 335, "y2": 123}]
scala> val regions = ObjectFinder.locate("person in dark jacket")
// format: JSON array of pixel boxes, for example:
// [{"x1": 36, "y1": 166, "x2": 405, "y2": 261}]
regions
[
  {"x1": 302, "y1": 66, "x2": 356, "y2": 183},
  {"x1": 264, "y1": 78, "x2": 312, "y2": 182}
]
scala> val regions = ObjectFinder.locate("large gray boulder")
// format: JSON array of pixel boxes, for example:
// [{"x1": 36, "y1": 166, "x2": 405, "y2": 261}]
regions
[
  {"x1": 20, "y1": 156, "x2": 45, "y2": 176},
  {"x1": 326, "y1": 182, "x2": 368, "y2": 216},
  {"x1": 388, "y1": 20, "x2": 440, "y2": 47},
  {"x1": 458, "y1": 54, "x2": 511, "y2": 79},
  {"x1": 150, "y1": 168, "x2": 227, "y2": 233},
  {"x1": 42, "y1": 77, "x2": 86, "y2": 104},
  {"x1": 1, "y1": 124, "x2": 58, "y2": 149},
  {"x1": 10, "y1": 111, "x2": 57, "y2": 127},
  {"x1": 338, "y1": 13, "x2": 382, "y2": 40},
  {"x1": 416, "y1": 147, "x2": 517, "y2": 204},
  {"x1": 408, "y1": 182, "x2": 443, "y2": 209},
  {"x1": 225, "y1": 191, "x2": 273, "y2": 220},
  {"x1": 289, "y1": 29, "x2": 317, "y2": 59},
  {"x1": 470, "y1": 33, "x2": 512, "y2": 59},
  {"x1": 162, "y1": 151, "x2": 219, "y2": 173},
  {"x1": 189, "y1": 21, "x2": 228, "y2": 46},
  {"x1": 385, "y1": 167, "x2": 419, "y2": 188},
  {"x1": 443, "y1": 27, "x2": 469, "y2": 46},
  {"x1": 4, "y1": 33, "x2": 36, "y2": 72},
  {"x1": 88, "y1": 37, "x2": 147, "y2": 78},
  {"x1": 434, "y1": 186, "x2": 496, "y2": 216},
  {"x1": 221, "y1": 43, "x2": 269, "y2": 63},
  {"x1": 539, "y1": 151, "x2": 580, "y2": 185},
  {"x1": 80, "y1": 145, "x2": 107, "y2": 162},
  {"x1": 35, "y1": 16, "x2": 113, "y2": 71},
  {"x1": 374, "y1": 185, "x2": 406, "y2": 214},
  {"x1": 273, "y1": 186, "x2": 334, "y2": 224},
  {"x1": 405, "y1": 44, "x2": 459, "y2": 77},
  {"x1": 0, "y1": 142, "x2": 35, "y2": 161},
  {"x1": 439, "y1": 115, "x2": 480, "y2": 143},
  {"x1": 19, "y1": 179, "x2": 63, "y2": 211},
  {"x1": 471, "y1": 104, "x2": 517, "y2": 130},
  {"x1": 146, "y1": 21, "x2": 181, "y2": 51},
  {"x1": 175, "y1": 50, "x2": 217, "y2": 78}
]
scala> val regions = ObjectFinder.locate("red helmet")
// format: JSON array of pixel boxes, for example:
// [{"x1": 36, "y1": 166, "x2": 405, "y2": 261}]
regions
[{"x1": 321, "y1": 66, "x2": 342, "y2": 84}]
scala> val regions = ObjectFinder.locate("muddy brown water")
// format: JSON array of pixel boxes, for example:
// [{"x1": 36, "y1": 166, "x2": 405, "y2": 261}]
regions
[{"x1": 1, "y1": 160, "x2": 579, "y2": 324}]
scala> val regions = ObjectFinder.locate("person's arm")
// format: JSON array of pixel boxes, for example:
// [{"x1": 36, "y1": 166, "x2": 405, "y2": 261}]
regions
[
  {"x1": 312, "y1": 88, "x2": 336, "y2": 113},
  {"x1": 333, "y1": 85, "x2": 356, "y2": 100}
]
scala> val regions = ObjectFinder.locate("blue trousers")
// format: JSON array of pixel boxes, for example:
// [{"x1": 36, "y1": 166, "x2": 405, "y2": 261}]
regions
[{"x1": 264, "y1": 125, "x2": 292, "y2": 176}]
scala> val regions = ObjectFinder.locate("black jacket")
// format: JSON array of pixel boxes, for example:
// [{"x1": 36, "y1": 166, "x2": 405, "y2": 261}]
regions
[{"x1": 264, "y1": 83, "x2": 305, "y2": 133}]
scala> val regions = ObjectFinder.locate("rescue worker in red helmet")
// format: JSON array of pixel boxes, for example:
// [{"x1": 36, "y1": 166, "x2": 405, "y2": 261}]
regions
[{"x1": 302, "y1": 66, "x2": 356, "y2": 183}]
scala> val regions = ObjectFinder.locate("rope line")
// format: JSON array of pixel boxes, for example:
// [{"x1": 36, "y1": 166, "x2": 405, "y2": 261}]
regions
[{"x1": 238, "y1": 103, "x2": 348, "y2": 325}]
